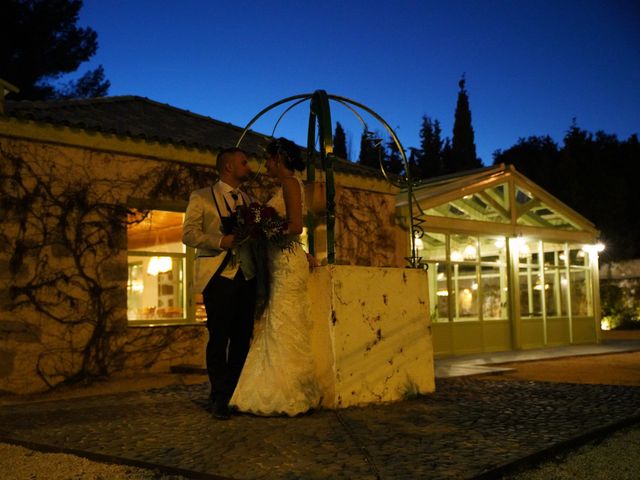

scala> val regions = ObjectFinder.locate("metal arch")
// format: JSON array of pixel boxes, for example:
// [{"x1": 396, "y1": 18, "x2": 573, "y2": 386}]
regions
[
  {"x1": 235, "y1": 93, "x2": 313, "y2": 147},
  {"x1": 235, "y1": 90, "x2": 425, "y2": 268},
  {"x1": 270, "y1": 97, "x2": 310, "y2": 138}
]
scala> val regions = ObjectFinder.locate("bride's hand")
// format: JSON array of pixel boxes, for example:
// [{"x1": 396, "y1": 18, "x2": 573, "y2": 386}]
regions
[{"x1": 306, "y1": 252, "x2": 320, "y2": 269}]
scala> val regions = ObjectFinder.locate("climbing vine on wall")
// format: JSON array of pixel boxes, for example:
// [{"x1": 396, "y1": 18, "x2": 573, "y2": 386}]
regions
[
  {"x1": 334, "y1": 188, "x2": 397, "y2": 266},
  {"x1": 0, "y1": 141, "x2": 212, "y2": 389}
]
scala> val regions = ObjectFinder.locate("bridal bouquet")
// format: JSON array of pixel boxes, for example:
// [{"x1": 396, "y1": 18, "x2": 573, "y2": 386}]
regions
[{"x1": 232, "y1": 202, "x2": 296, "y2": 251}]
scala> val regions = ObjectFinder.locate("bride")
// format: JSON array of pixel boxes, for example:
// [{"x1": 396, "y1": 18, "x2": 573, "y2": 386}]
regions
[{"x1": 230, "y1": 137, "x2": 322, "y2": 416}]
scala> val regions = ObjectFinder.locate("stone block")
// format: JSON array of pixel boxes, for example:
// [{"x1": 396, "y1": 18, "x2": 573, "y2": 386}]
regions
[
  {"x1": 309, "y1": 265, "x2": 434, "y2": 408},
  {"x1": 102, "y1": 262, "x2": 129, "y2": 282},
  {"x1": 0, "y1": 320, "x2": 40, "y2": 343},
  {"x1": 0, "y1": 349, "x2": 15, "y2": 377}
]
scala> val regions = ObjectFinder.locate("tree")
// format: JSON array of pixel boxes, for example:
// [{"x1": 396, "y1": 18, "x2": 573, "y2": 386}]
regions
[
  {"x1": 0, "y1": 0, "x2": 110, "y2": 100},
  {"x1": 492, "y1": 135, "x2": 560, "y2": 190},
  {"x1": 384, "y1": 137, "x2": 405, "y2": 176},
  {"x1": 333, "y1": 122, "x2": 348, "y2": 160},
  {"x1": 493, "y1": 123, "x2": 640, "y2": 261},
  {"x1": 451, "y1": 75, "x2": 482, "y2": 171},
  {"x1": 418, "y1": 115, "x2": 445, "y2": 178},
  {"x1": 358, "y1": 129, "x2": 383, "y2": 170}
]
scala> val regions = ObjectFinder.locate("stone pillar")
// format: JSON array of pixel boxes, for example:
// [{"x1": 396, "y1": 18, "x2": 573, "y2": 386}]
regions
[{"x1": 309, "y1": 265, "x2": 435, "y2": 408}]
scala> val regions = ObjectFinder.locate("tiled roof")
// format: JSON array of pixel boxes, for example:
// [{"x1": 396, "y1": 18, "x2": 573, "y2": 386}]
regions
[{"x1": 5, "y1": 96, "x2": 388, "y2": 180}]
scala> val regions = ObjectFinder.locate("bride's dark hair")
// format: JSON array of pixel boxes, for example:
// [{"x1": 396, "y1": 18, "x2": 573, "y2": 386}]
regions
[{"x1": 266, "y1": 137, "x2": 305, "y2": 172}]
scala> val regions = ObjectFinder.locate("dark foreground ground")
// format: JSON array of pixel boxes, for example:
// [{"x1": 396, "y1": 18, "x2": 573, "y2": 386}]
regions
[{"x1": 1, "y1": 345, "x2": 640, "y2": 480}]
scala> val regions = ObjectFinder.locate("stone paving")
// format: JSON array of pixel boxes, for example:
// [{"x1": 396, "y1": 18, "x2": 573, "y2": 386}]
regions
[{"x1": 1, "y1": 378, "x2": 640, "y2": 480}]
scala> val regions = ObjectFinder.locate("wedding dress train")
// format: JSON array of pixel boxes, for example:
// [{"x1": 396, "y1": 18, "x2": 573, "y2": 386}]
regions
[{"x1": 230, "y1": 179, "x2": 321, "y2": 416}]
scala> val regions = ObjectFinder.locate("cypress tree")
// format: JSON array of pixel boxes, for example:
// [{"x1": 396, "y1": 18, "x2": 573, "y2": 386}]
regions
[
  {"x1": 451, "y1": 75, "x2": 482, "y2": 171},
  {"x1": 333, "y1": 122, "x2": 348, "y2": 159}
]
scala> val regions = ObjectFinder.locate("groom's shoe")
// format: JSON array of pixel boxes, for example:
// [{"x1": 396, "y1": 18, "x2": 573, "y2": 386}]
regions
[{"x1": 212, "y1": 400, "x2": 231, "y2": 420}]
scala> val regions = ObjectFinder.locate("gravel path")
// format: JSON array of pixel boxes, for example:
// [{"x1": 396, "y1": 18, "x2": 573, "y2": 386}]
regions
[
  {"x1": 508, "y1": 422, "x2": 640, "y2": 480},
  {"x1": 0, "y1": 443, "x2": 189, "y2": 480}
]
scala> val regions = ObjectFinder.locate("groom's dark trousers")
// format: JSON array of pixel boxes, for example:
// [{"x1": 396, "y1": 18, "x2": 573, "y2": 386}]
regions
[{"x1": 203, "y1": 270, "x2": 257, "y2": 405}]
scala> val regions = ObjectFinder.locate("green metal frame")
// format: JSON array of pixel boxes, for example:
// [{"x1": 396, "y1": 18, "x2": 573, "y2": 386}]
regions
[{"x1": 236, "y1": 90, "x2": 424, "y2": 267}]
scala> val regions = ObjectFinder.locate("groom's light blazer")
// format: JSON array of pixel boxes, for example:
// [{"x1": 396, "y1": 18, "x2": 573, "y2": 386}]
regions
[{"x1": 182, "y1": 182, "x2": 251, "y2": 293}]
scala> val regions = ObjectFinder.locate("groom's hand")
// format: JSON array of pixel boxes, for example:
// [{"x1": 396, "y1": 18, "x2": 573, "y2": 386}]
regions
[{"x1": 220, "y1": 234, "x2": 235, "y2": 250}]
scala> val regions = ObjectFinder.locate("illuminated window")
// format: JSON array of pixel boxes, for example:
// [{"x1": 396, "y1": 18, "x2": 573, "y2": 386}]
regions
[{"x1": 127, "y1": 210, "x2": 189, "y2": 324}]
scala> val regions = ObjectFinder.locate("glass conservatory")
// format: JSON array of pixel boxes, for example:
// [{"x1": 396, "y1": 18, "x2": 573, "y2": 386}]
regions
[{"x1": 397, "y1": 164, "x2": 602, "y2": 357}]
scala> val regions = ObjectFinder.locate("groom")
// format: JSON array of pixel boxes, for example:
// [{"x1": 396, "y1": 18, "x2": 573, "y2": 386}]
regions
[{"x1": 182, "y1": 147, "x2": 257, "y2": 420}]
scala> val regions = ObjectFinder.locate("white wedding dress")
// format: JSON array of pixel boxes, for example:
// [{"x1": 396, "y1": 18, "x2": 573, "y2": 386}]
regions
[{"x1": 230, "y1": 178, "x2": 322, "y2": 416}]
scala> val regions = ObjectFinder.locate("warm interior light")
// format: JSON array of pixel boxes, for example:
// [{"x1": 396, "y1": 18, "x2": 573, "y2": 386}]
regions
[
  {"x1": 436, "y1": 290, "x2": 449, "y2": 296},
  {"x1": 511, "y1": 237, "x2": 531, "y2": 257},
  {"x1": 533, "y1": 277, "x2": 549, "y2": 291},
  {"x1": 451, "y1": 250, "x2": 463, "y2": 262},
  {"x1": 463, "y1": 245, "x2": 477, "y2": 259},
  {"x1": 494, "y1": 238, "x2": 505, "y2": 249},
  {"x1": 582, "y1": 243, "x2": 605, "y2": 255},
  {"x1": 147, "y1": 256, "x2": 172, "y2": 276},
  {"x1": 414, "y1": 237, "x2": 424, "y2": 252}
]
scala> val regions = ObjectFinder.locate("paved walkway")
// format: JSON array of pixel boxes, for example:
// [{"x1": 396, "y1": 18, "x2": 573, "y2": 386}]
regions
[
  {"x1": 435, "y1": 339, "x2": 640, "y2": 378},
  {"x1": 1, "y1": 342, "x2": 640, "y2": 480}
]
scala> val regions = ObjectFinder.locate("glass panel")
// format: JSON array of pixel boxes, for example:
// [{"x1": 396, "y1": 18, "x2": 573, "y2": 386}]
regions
[
  {"x1": 418, "y1": 232, "x2": 446, "y2": 262},
  {"x1": 520, "y1": 269, "x2": 543, "y2": 318},
  {"x1": 128, "y1": 211, "x2": 185, "y2": 251},
  {"x1": 453, "y1": 263, "x2": 478, "y2": 320},
  {"x1": 543, "y1": 271, "x2": 558, "y2": 316},
  {"x1": 516, "y1": 238, "x2": 540, "y2": 267},
  {"x1": 543, "y1": 242, "x2": 566, "y2": 267},
  {"x1": 570, "y1": 269, "x2": 592, "y2": 316},
  {"x1": 423, "y1": 183, "x2": 510, "y2": 224},
  {"x1": 479, "y1": 236, "x2": 507, "y2": 264},
  {"x1": 450, "y1": 234, "x2": 478, "y2": 262},
  {"x1": 428, "y1": 262, "x2": 450, "y2": 322},
  {"x1": 515, "y1": 190, "x2": 578, "y2": 231},
  {"x1": 127, "y1": 255, "x2": 185, "y2": 320},
  {"x1": 569, "y1": 247, "x2": 589, "y2": 266},
  {"x1": 127, "y1": 210, "x2": 187, "y2": 322},
  {"x1": 481, "y1": 264, "x2": 507, "y2": 319}
]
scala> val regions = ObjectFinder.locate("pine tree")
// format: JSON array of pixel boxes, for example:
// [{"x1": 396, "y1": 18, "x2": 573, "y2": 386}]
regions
[
  {"x1": 451, "y1": 75, "x2": 482, "y2": 172},
  {"x1": 385, "y1": 138, "x2": 405, "y2": 176},
  {"x1": 358, "y1": 129, "x2": 382, "y2": 169},
  {"x1": 1, "y1": 0, "x2": 110, "y2": 100},
  {"x1": 333, "y1": 122, "x2": 348, "y2": 160},
  {"x1": 418, "y1": 115, "x2": 445, "y2": 178}
]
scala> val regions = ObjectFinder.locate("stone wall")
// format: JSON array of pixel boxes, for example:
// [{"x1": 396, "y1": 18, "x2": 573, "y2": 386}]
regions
[{"x1": 0, "y1": 138, "x2": 215, "y2": 394}]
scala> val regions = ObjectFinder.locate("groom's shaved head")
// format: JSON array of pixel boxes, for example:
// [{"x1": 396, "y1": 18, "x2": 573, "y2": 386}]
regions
[
  {"x1": 217, "y1": 148, "x2": 251, "y2": 187},
  {"x1": 217, "y1": 147, "x2": 246, "y2": 173}
]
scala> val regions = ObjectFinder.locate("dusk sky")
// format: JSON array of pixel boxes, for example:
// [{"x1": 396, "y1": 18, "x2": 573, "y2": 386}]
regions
[{"x1": 74, "y1": 0, "x2": 639, "y2": 165}]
